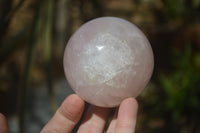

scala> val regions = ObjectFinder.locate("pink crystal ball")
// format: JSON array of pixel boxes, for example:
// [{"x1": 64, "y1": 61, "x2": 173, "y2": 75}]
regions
[{"x1": 63, "y1": 17, "x2": 154, "y2": 107}]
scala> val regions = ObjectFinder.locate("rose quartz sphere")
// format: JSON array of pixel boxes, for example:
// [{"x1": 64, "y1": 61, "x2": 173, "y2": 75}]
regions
[{"x1": 63, "y1": 17, "x2": 154, "y2": 107}]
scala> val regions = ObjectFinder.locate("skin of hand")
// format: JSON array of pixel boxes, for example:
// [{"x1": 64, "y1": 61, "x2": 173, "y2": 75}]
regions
[
  {"x1": 0, "y1": 113, "x2": 9, "y2": 133},
  {"x1": 0, "y1": 94, "x2": 138, "y2": 133}
]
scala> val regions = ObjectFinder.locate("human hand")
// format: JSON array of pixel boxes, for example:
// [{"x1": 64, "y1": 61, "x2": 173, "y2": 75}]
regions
[
  {"x1": 0, "y1": 113, "x2": 8, "y2": 133},
  {"x1": 41, "y1": 94, "x2": 138, "y2": 133},
  {"x1": 0, "y1": 94, "x2": 138, "y2": 133}
]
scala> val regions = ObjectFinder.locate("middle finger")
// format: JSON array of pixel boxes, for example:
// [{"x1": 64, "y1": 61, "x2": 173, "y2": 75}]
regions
[{"x1": 77, "y1": 105, "x2": 111, "y2": 133}]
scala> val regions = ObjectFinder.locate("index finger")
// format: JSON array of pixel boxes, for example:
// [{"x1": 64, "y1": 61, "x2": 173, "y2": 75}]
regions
[{"x1": 41, "y1": 94, "x2": 85, "y2": 133}]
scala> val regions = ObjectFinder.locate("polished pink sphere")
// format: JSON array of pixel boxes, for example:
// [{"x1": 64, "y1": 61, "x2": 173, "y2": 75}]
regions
[{"x1": 63, "y1": 17, "x2": 154, "y2": 107}]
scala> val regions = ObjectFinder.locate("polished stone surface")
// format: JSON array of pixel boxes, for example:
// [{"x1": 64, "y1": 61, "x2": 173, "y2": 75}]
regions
[{"x1": 64, "y1": 17, "x2": 154, "y2": 107}]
